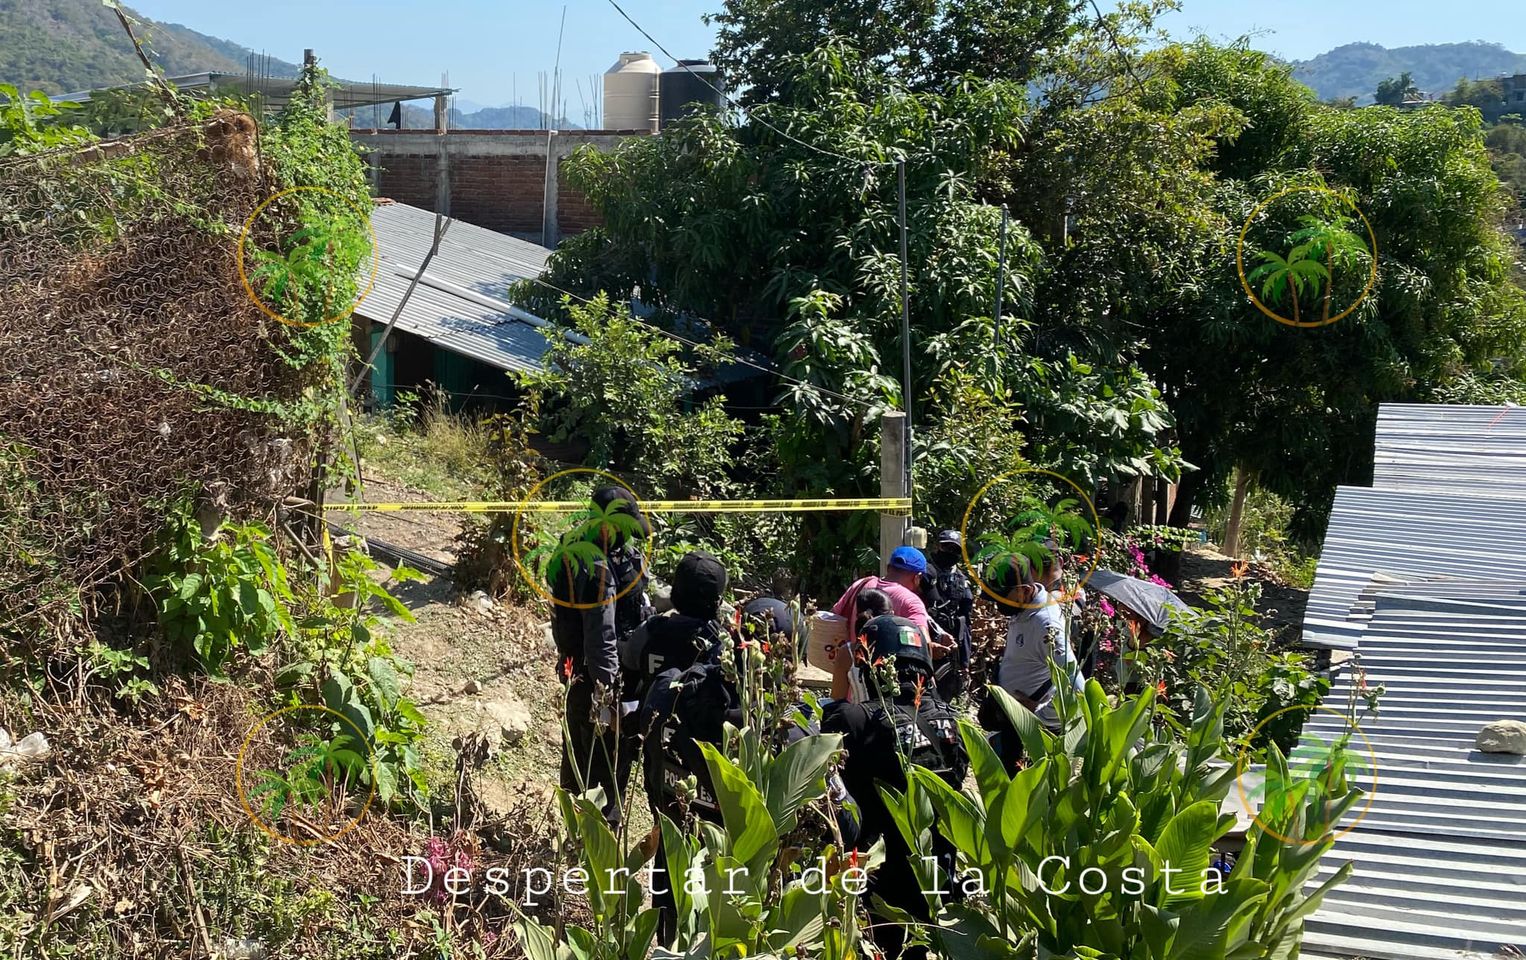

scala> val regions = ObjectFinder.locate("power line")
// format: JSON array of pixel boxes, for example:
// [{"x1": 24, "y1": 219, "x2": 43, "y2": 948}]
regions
[{"x1": 602, "y1": 0, "x2": 899, "y2": 171}]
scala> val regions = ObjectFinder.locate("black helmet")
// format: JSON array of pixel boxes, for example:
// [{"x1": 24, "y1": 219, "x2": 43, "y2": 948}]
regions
[
  {"x1": 857, "y1": 614, "x2": 933, "y2": 675},
  {"x1": 670, "y1": 550, "x2": 728, "y2": 619},
  {"x1": 591, "y1": 485, "x2": 652, "y2": 539}
]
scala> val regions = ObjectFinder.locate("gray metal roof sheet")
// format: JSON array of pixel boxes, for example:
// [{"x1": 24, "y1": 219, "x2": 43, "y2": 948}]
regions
[
  {"x1": 1300, "y1": 485, "x2": 1526, "y2": 651},
  {"x1": 1300, "y1": 591, "x2": 1526, "y2": 960},
  {"x1": 1372, "y1": 402, "x2": 1526, "y2": 499},
  {"x1": 358, "y1": 202, "x2": 561, "y2": 373}
]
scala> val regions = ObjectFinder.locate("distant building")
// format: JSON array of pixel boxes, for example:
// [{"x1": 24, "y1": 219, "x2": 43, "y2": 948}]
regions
[{"x1": 1503, "y1": 73, "x2": 1526, "y2": 112}]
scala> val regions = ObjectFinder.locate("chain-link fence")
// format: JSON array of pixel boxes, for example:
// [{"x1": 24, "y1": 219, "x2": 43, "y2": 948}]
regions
[{"x1": 0, "y1": 112, "x2": 316, "y2": 643}]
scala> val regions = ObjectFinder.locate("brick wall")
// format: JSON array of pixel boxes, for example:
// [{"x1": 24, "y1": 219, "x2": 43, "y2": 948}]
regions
[
  {"x1": 555, "y1": 158, "x2": 603, "y2": 237},
  {"x1": 352, "y1": 129, "x2": 643, "y2": 245}
]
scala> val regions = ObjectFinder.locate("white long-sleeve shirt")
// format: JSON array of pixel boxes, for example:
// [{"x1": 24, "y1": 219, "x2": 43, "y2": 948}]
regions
[{"x1": 996, "y1": 585, "x2": 1084, "y2": 728}]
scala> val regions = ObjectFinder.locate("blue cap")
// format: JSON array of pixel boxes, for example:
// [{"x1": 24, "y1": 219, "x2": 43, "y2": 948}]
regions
[{"x1": 888, "y1": 546, "x2": 927, "y2": 575}]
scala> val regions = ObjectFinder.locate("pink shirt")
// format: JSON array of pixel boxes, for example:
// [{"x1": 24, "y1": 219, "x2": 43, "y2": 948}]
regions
[{"x1": 832, "y1": 576, "x2": 929, "y2": 632}]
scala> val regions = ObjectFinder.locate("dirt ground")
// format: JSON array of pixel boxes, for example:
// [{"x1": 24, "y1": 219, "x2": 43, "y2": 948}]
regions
[
  {"x1": 1176, "y1": 541, "x2": 1310, "y2": 644},
  {"x1": 328, "y1": 474, "x2": 570, "y2": 824}
]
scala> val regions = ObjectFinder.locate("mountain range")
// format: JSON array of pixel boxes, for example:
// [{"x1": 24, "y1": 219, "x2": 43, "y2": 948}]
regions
[
  {"x1": 0, "y1": 0, "x2": 563, "y2": 128},
  {"x1": 2, "y1": 0, "x2": 1523, "y2": 120},
  {"x1": 1291, "y1": 41, "x2": 1526, "y2": 104}
]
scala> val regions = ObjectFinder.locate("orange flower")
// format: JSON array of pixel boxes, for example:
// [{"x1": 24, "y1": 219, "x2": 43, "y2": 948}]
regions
[
  {"x1": 560, "y1": 656, "x2": 574, "y2": 680},
  {"x1": 1230, "y1": 560, "x2": 1249, "y2": 579},
  {"x1": 1156, "y1": 680, "x2": 1168, "y2": 696},
  {"x1": 913, "y1": 674, "x2": 925, "y2": 710}
]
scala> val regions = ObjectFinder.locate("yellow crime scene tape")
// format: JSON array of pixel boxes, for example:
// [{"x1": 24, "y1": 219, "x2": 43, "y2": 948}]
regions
[{"x1": 327, "y1": 497, "x2": 912, "y2": 515}]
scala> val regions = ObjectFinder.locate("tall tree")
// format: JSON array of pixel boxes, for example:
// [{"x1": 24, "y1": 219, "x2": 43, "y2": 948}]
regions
[
  {"x1": 707, "y1": 0, "x2": 1088, "y2": 103},
  {"x1": 1374, "y1": 71, "x2": 1419, "y2": 106}
]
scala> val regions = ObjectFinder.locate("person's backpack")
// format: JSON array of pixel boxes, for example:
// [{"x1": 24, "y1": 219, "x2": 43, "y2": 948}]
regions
[
  {"x1": 620, "y1": 612, "x2": 724, "y2": 705},
  {"x1": 640, "y1": 662, "x2": 737, "y2": 821}
]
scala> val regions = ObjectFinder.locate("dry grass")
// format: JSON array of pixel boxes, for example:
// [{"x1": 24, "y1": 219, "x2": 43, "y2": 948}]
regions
[{"x1": 0, "y1": 659, "x2": 560, "y2": 959}]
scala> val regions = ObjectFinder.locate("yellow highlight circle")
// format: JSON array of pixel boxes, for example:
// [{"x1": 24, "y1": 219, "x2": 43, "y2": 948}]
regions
[
  {"x1": 234, "y1": 703, "x2": 378, "y2": 847},
  {"x1": 510, "y1": 467, "x2": 653, "y2": 611},
  {"x1": 1235, "y1": 185, "x2": 1379, "y2": 329},
  {"x1": 1234, "y1": 704, "x2": 1379, "y2": 846},
  {"x1": 235, "y1": 186, "x2": 380, "y2": 329},
  {"x1": 958, "y1": 467, "x2": 1101, "y2": 611}
]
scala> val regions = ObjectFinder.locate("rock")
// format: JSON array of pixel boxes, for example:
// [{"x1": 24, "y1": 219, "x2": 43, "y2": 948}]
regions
[
  {"x1": 463, "y1": 679, "x2": 483, "y2": 695},
  {"x1": 470, "y1": 590, "x2": 496, "y2": 616},
  {"x1": 0, "y1": 730, "x2": 50, "y2": 767},
  {"x1": 220, "y1": 937, "x2": 267, "y2": 960},
  {"x1": 1477, "y1": 719, "x2": 1526, "y2": 755},
  {"x1": 482, "y1": 698, "x2": 533, "y2": 746}
]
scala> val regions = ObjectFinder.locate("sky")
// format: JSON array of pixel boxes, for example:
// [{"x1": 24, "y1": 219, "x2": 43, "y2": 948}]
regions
[{"x1": 127, "y1": 0, "x2": 1525, "y2": 110}]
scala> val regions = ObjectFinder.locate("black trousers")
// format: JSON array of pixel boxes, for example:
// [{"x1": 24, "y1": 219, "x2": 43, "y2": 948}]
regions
[{"x1": 560, "y1": 676, "x2": 635, "y2": 827}]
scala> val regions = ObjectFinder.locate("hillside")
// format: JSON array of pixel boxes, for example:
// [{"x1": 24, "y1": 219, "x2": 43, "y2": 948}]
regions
[
  {"x1": 0, "y1": 0, "x2": 300, "y2": 95},
  {"x1": 1, "y1": 0, "x2": 566, "y2": 129},
  {"x1": 1292, "y1": 41, "x2": 1526, "y2": 103}
]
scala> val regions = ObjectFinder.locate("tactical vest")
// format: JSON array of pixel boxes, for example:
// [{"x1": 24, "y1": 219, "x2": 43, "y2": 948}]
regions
[
  {"x1": 866, "y1": 694, "x2": 967, "y2": 788},
  {"x1": 619, "y1": 612, "x2": 724, "y2": 706},
  {"x1": 548, "y1": 541, "x2": 649, "y2": 666},
  {"x1": 641, "y1": 662, "x2": 736, "y2": 821}
]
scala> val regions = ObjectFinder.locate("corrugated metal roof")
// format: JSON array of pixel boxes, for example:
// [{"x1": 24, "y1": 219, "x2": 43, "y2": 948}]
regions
[
  {"x1": 1290, "y1": 402, "x2": 1526, "y2": 959},
  {"x1": 1300, "y1": 590, "x2": 1526, "y2": 960},
  {"x1": 1300, "y1": 485, "x2": 1526, "y2": 651},
  {"x1": 358, "y1": 202, "x2": 561, "y2": 373},
  {"x1": 55, "y1": 74, "x2": 453, "y2": 111},
  {"x1": 1372, "y1": 403, "x2": 1526, "y2": 499}
]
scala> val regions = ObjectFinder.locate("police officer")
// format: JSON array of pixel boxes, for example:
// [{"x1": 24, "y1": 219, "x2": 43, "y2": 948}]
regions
[
  {"x1": 620, "y1": 550, "x2": 729, "y2": 709},
  {"x1": 824, "y1": 614, "x2": 968, "y2": 960},
  {"x1": 639, "y1": 593, "x2": 810, "y2": 943},
  {"x1": 549, "y1": 485, "x2": 652, "y2": 827},
  {"x1": 923, "y1": 529, "x2": 975, "y2": 701}
]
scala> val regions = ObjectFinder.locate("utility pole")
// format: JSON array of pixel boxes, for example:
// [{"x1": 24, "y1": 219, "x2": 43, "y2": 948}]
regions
[
  {"x1": 880, "y1": 412, "x2": 908, "y2": 571},
  {"x1": 897, "y1": 160, "x2": 914, "y2": 504}
]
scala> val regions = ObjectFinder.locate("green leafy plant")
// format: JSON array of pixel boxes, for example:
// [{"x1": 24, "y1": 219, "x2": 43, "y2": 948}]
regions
[
  {"x1": 0, "y1": 84, "x2": 92, "y2": 156},
  {"x1": 1129, "y1": 576, "x2": 1330, "y2": 755},
  {"x1": 1247, "y1": 246, "x2": 1329, "y2": 324},
  {"x1": 146, "y1": 507, "x2": 296, "y2": 676},
  {"x1": 249, "y1": 730, "x2": 367, "y2": 821},
  {"x1": 84, "y1": 639, "x2": 159, "y2": 705},
  {"x1": 974, "y1": 495, "x2": 1094, "y2": 588},
  {"x1": 279, "y1": 549, "x2": 430, "y2": 809},
  {"x1": 888, "y1": 679, "x2": 1357, "y2": 958}
]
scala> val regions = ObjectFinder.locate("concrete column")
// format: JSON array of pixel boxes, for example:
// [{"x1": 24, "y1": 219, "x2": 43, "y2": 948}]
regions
[{"x1": 540, "y1": 132, "x2": 560, "y2": 247}]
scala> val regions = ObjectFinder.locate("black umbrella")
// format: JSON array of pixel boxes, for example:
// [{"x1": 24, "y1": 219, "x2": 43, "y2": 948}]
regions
[{"x1": 1086, "y1": 569, "x2": 1189, "y2": 637}]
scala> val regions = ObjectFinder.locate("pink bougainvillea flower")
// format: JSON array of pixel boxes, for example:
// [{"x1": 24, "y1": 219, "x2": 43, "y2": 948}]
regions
[
  {"x1": 1098, "y1": 596, "x2": 1117, "y2": 618},
  {"x1": 1149, "y1": 574, "x2": 1172, "y2": 588}
]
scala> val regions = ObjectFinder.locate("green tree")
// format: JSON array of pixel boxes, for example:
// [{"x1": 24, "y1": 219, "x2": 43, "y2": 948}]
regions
[
  {"x1": 707, "y1": 0, "x2": 1085, "y2": 104},
  {"x1": 524, "y1": 40, "x2": 1184, "y2": 588},
  {"x1": 1123, "y1": 42, "x2": 1526, "y2": 536},
  {"x1": 1374, "y1": 71, "x2": 1418, "y2": 106}
]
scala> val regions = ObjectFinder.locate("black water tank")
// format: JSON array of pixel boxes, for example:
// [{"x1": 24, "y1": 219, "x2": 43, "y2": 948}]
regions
[{"x1": 659, "y1": 60, "x2": 724, "y2": 129}]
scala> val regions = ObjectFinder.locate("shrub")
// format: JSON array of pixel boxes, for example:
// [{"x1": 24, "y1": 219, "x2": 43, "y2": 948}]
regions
[
  {"x1": 886, "y1": 681, "x2": 1358, "y2": 958},
  {"x1": 146, "y1": 505, "x2": 295, "y2": 676},
  {"x1": 1127, "y1": 577, "x2": 1330, "y2": 755}
]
